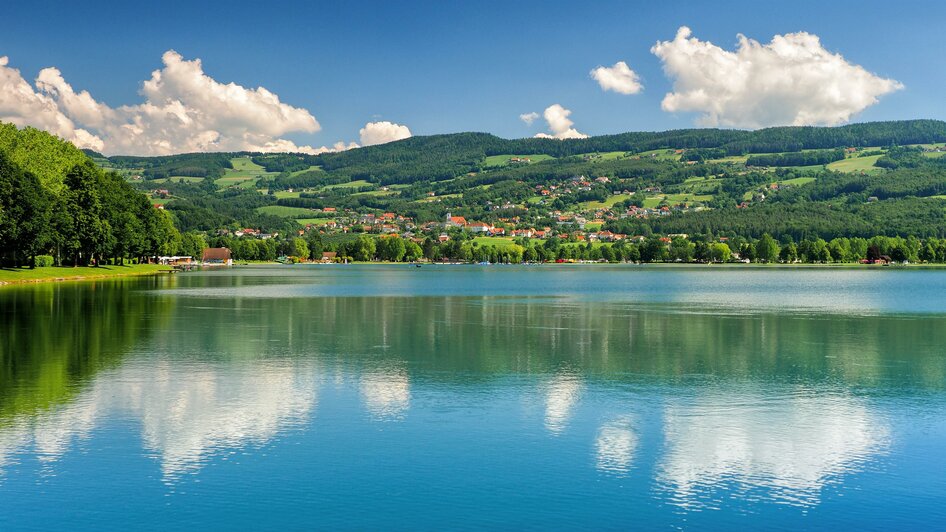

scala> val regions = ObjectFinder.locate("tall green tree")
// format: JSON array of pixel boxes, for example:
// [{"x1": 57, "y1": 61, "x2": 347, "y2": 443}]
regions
[
  {"x1": 0, "y1": 153, "x2": 52, "y2": 267},
  {"x1": 755, "y1": 234, "x2": 779, "y2": 263}
]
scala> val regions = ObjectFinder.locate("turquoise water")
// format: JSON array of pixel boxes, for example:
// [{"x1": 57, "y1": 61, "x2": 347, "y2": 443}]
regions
[{"x1": 1, "y1": 265, "x2": 945, "y2": 529}]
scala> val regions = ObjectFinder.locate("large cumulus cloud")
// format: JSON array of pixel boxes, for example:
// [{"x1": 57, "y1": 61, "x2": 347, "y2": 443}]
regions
[
  {"x1": 358, "y1": 120, "x2": 412, "y2": 146},
  {"x1": 651, "y1": 27, "x2": 903, "y2": 128},
  {"x1": 533, "y1": 104, "x2": 588, "y2": 139},
  {"x1": 1, "y1": 51, "x2": 352, "y2": 155}
]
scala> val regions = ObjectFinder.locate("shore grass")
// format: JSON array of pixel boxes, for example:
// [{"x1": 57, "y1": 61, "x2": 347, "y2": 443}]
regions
[{"x1": 0, "y1": 264, "x2": 172, "y2": 285}]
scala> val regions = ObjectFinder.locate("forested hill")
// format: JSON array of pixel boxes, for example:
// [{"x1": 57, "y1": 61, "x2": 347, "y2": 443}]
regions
[
  {"x1": 95, "y1": 119, "x2": 946, "y2": 185},
  {"x1": 318, "y1": 118, "x2": 946, "y2": 163}
]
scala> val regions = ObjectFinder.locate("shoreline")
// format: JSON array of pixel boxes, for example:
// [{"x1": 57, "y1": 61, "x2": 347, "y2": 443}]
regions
[
  {"x1": 0, "y1": 264, "x2": 174, "y2": 287},
  {"x1": 3, "y1": 261, "x2": 938, "y2": 287},
  {"x1": 234, "y1": 261, "x2": 944, "y2": 269}
]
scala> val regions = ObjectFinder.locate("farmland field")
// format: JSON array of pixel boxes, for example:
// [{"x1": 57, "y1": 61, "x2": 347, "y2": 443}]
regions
[
  {"x1": 215, "y1": 157, "x2": 277, "y2": 188},
  {"x1": 483, "y1": 154, "x2": 555, "y2": 166},
  {"x1": 827, "y1": 154, "x2": 884, "y2": 173},
  {"x1": 295, "y1": 217, "x2": 336, "y2": 226},
  {"x1": 256, "y1": 205, "x2": 320, "y2": 217},
  {"x1": 778, "y1": 177, "x2": 817, "y2": 186},
  {"x1": 580, "y1": 194, "x2": 631, "y2": 210},
  {"x1": 642, "y1": 193, "x2": 713, "y2": 208}
]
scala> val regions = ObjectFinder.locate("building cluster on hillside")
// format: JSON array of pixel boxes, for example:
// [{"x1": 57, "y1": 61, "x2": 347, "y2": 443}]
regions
[{"x1": 207, "y1": 170, "x2": 715, "y2": 246}]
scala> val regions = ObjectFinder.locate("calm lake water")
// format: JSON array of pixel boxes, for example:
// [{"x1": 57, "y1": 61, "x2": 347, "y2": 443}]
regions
[{"x1": 1, "y1": 265, "x2": 945, "y2": 529}]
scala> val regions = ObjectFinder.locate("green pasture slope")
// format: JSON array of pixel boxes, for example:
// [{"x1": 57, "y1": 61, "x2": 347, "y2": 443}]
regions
[{"x1": 215, "y1": 157, "x2": 276, "y2": 188}]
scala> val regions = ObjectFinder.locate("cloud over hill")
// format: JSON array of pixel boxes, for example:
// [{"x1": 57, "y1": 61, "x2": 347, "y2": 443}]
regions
[{"x1": 651, "y1": 27, "x2": 903, "y2": 128}]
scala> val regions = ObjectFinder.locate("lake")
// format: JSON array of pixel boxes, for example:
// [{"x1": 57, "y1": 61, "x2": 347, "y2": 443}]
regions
[{"x1": 1, "y1": 265, "x2": 945, "y2": 529}]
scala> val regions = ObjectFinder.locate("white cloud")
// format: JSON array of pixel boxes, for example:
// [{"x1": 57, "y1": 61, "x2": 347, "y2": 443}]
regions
[
  {"x1": 651, "y1": 27, "x2": 903, "y2": 128},
  {"x1": 358, "y1": 120, "x2": 412, "y2": 147},
  {"x1": 519, "y1": 111, "x2": 539, "y2": 125},
  {"x1": 0, "y1": 56, "x2": 104, "y2": 151},
  {"x1": 534, "y1": 104, "x2": 588, "y2": 139},
  {"x1": 590, "y1": 61, "x2": 643, "y2": 95},
  {"x1": 1, "y1": 51, "x2": 330, "y2": 155}
]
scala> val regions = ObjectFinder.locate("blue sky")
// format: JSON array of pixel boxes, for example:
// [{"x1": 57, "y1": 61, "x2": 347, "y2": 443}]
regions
[{"x1": 2, "y1": 0, "x2": 943, "y2": 153}]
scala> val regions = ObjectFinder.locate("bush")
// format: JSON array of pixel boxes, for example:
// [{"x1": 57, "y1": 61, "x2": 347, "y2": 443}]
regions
[{"x1": 34, "y1": 255, "x2": 54, "y2": 268}]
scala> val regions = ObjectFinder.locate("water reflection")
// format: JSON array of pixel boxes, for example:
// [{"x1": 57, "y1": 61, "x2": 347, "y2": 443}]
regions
[
  {"x1": 360, "y1": 367, "x2": 411, "y2": 420},
  {"x1": 0, "y1": 360, "x2": 318, "y2": 480},
  {"x1": 595, "y1": 416, "x2": 637, "y2": 476},
  {"x1": 657, "y1": 388, "x2": 890, "y2": 508},
  {"x1": 543, "y1": 370, "x2": 584, "y2": 434}
]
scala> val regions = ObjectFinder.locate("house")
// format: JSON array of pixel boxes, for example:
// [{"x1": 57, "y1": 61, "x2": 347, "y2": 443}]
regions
[
  {"x1": 157, "y1": 256, "x2": 193, "y2": 266},
  {"x1": 445, "y1": 213, "x2": 467, "y2": 228},
  {"x1": 438, "y1": 233, "x2": 451, "y2": 242},
  {"x1": 202, "y1": 247, "x2": 232, "y2": 266},
  {"x1": 468, "y1": 222, "x2": 492, "y2": 233},
  {"x1": 321, "y1": 251, "x2": 337, "y2": 263}
]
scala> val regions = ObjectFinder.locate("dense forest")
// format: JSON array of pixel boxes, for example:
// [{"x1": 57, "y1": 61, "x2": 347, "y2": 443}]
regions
[{"x1": 0, "y1": 124, "x2": 200, "y2": 267}]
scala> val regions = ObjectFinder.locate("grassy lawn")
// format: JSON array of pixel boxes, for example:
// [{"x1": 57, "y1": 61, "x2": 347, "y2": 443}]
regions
[
  {"x1": 635, "y1": 149, "x2": 681, "y2": 161},
  {"x1": 215, "y1": 175, "x2": 257, "y2": 187},
  {"x1": 257, "y1": 205, "x2": 319, "y2": 217},
  {"x1": 683, "y1": 178, "x2": 723, "y2": 194},
  {"x1": 642, "y1": 193, "x2": 713, "y2": 208},
  {"x1": 0, "y1": 264, "x2": 171, "y2": 285},
  {"x1": 472, "y1": 236, "x2": 519, "y2": 248},
  {"x1": 228, "y1": 157, "x2": 268, "y2": 175},
  {"x1": 149, "y1": 196, "x2": 171, "y2": 205},
  {"x1": 483, "y1": 154, "x2": 555, "y2": 166},
  {"x1": 351, "y1": 190, "x2": 395, "y2": 198},
  {"x1": 827, "y1": 154, "x2": 884, "y2": 173},
  {"x1": 923, "y1": 151, "x2": 946, "y2": 159},
  {"x1": 273, "y1": 190, "x2": 301, "y2": 199},
  {"x1": 575, "y1": 151, "x2": 627, "y2": 161},
  {"x1": 707, "y1": 155, "x2": 749, "y2": 164},
  {"x1": 295, "y1": 217, "x2": 336, "y2": 226},
  {"x1": 323, "y1": 179, "x2": 372, "y2": 190},
  {"x1": 288, "y1": 165, "x2": 323, "y2": 176},
  {"x1": 580, "y1": 194, "x2": 631, "y2": 210},
  {"x1": 778, "y1": 177, "x2": 816, "y2": 186},
  {"x1": 214, "y1": 157, "x2": 277, "y2": 189},
  {"x1": 418, "y1": 193, "x2": 461, "y2": 202}
]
